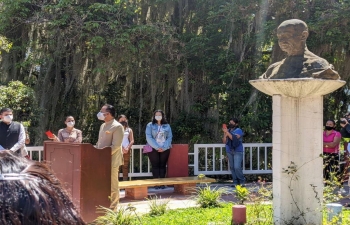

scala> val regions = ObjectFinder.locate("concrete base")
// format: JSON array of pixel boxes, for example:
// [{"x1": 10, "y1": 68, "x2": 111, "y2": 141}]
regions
[
  {"x1": 174, "y1": 183, "x2": 196, "y2": 194},
  {"x1": 272, "y1": 95, "x2": 323, "y2": 225}
]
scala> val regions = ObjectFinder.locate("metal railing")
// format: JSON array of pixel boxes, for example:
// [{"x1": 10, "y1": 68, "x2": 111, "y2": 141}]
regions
[
  {"x1": 27, "y1": 143, "x2": 273, "y2": 177},
  {"x1": 193, "y1": 143, "x2": 273, "y2": 175}
]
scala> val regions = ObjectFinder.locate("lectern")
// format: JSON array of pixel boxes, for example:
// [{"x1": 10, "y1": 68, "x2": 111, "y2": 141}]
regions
[{"x1": 44, "y1": 141, "x2": 111, "y2": 223}]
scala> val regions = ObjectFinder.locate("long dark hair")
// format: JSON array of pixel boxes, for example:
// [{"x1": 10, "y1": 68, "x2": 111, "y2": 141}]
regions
[
  {"x1": 0, "y1": 151, "x2": 86, "y2": 225},
  {"x1": 152, "y1": 109, "x2": 168, "y2": 125}
]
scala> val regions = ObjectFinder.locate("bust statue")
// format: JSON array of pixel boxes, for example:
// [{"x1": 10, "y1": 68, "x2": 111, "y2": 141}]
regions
[{"x1": 260, "y1": 19, "x2": 340, "y2": 80}]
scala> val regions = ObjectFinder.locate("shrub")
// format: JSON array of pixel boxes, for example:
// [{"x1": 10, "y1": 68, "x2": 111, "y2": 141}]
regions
[
  {"x1": 93, "y1": 205, "x2": 138, "y2": 225},
  {"x1": 194, "y1": 184, "x2": 227, "y2": 208},
  {"x1": 147, "y1": 195, "x2": 170, "y2": 216},
  {"x1": 234, "y1": 185, "x2": 250, "y2": 204}
]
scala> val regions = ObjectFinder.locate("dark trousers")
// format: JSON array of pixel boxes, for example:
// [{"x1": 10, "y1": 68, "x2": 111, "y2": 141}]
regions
[
  {"x1": 147, "y1": 148, "x2": 171, "y2": 178},
  {"x1": 323, "y1": 152, "x2": 339, "y2": 181}
]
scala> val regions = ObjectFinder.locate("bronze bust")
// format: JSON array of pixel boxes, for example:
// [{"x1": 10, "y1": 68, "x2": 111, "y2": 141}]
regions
[{"x1": 260, "y1": 19, "x2": 340, "y2": 80}]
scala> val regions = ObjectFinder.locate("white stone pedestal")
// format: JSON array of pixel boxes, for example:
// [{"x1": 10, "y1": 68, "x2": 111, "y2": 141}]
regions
[{"x1": 250, "y1": 78, "x2": 345, "y2": 225}]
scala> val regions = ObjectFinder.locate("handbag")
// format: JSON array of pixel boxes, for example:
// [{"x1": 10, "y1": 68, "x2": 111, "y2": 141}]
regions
[
  {"x1": 143, "y1": 126, "x2": 161, "y2": 153},
  {"x1": 143, "y1": 143, "x2": 153, "y2": 153}
]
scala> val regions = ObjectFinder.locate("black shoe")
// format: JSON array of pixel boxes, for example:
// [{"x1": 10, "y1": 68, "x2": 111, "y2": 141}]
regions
[
  {"x1": 154, "y1": 186, "x2": 160, "y2": 189},
  {"x1": 160, "y1": 185, "x2": 166, "y2": 189}
]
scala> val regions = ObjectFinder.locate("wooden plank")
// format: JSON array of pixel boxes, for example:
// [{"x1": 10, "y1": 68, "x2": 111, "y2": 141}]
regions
[{"x1": 119, "y1": 176, "x2": 215, "y2": 188}]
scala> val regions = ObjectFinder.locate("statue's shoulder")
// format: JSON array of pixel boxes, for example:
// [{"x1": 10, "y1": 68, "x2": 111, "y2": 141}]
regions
[
  {"x1": 259, "y1": 60, "x2": 284, "y2": 79},
  {"x1": 302, "y1": 50, "x2": 340, "y2": 79},
  {"x1": 304, "y1": 50, "x2": 329, "y2": 67}
]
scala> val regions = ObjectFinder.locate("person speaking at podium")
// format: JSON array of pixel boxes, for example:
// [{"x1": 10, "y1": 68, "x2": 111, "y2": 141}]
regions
[
  {"x1": 51, "y1": 116, "x2": 82, "y2": 143},
  {"x1": 96, "y1": 104, "x2": 124, "y2": 210}
]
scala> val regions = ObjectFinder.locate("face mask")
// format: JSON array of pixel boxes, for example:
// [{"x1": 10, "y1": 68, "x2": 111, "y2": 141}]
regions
[
  {"x1": 97, "y1": 112, "x2": 105, "y2": 120},
  {"x1": 2, "y1": 115, "x2": 13, "y2": 123},
  {"x1": 67, "y1": 121, "x2": 75, "y2": 127},
  {"x1": 325, "y1": 126, "x2": 334, "y2": 130},
  {"x1": 228, "y1": 124, "x2": 234, "y2": 129},
  {"x1": 155, "y1": 116, "x2": 162, "y2": 121}
]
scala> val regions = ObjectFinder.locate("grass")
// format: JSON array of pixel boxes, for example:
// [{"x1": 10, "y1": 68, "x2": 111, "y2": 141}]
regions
[
  {"x1": 128, "y1": 203, "x2": 350, "y2": 225},
  {"x1": 136, "y1": 203, "x2": 233, "y2": 225}
]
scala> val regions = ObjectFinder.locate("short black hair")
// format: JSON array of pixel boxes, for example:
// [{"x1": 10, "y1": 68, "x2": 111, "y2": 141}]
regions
[
  {"x1": 0, "y1": 108, "x2": 12, "y2": 114},
  {"x1": 104, "y1": 104, "x2": 115, "y2": 117},
  {"x1": 327, "y1": 119, "x2": 336, "y2": 126},
  {"x1": 230, "y1": 118, "x2": 239, "y2": 124}
]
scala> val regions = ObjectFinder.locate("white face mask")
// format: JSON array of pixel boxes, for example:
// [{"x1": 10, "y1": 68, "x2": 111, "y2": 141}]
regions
[
  {"x1": 2, "y1": 115, "x2": 13, "y2": 123},
  {"x1": 66, "y1": 121, "x2": 75, "y2": 127},
  {"x1": 155, "y1": 116, "x2": 162, "y2": 121},
  {"x1": 97, "y1": 112, "x2": 105, "y2": 120}
]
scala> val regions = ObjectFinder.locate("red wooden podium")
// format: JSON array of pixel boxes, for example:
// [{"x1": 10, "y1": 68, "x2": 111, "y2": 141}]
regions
[
  {"x1": 44, "y1": 142, "x2": 111, "y2": 223},
  {"x1": 167, "y1": 144, "x2": 189, "y2": 177}
]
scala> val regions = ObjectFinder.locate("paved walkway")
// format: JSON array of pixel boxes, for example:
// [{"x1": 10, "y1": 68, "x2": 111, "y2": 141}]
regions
[
  {"x1": 119, "y1": 182, "x2": 350, "y2": 215},
  {"x1": 119, "y1": 182, "x2": 269, "y2": 215}
]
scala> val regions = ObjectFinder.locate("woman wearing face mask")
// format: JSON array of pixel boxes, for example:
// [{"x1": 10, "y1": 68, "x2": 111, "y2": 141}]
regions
[
  {"x1": 145, "y1": 110, "x2": 173, "y2": 189},
  {"x1": 52, "y1": 116, "x2": 82, "y2": 143},
  {"x1": 323, "y1": 119, "x2": 341, "y2": 182},
  {"x1": 117, "y1": 115, "x2": 135, "y2": 181}
]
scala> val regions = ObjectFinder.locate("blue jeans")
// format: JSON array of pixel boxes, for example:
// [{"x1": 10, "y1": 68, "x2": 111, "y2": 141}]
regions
[{"x1": 227, "y1": 151, "x2": 245, "y2": 185}]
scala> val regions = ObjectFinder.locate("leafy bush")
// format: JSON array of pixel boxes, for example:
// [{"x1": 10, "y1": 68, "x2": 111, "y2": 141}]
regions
[
  {"x1": 147, "y1": 195, "x2": 170, "y2": 216},
  {"x1": 194, "y1": 184, "x2": 227, "y2": 208},
  {"x1": 234, "y1": 185, "x2": 250, "y2": 204}
]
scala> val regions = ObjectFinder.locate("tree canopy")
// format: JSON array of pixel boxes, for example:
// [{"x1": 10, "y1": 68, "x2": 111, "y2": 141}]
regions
[{"x1": 0, "y1": 0, "x2": 349, "y2": 145}]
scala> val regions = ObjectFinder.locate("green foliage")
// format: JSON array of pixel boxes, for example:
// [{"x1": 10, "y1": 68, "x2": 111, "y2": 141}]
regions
[
  {"x1": 146, "y1": 195, "x2": 170, "y2": 216},
  {"x1": 1, "y1": 0, "x2": 350, "y2": 146},
  {"x1": 193, "y1": 184, "x2": 226, "y2": 208},
  {"x1": 247, "y1": 203, "x2": 273, "y2": 225},
  {"x1": 93, "y1": 205, "x2": 139, "y2": 225},
  {"x1": 0, "y1": 81, "x2": 42, "y2": 144},
  {"x1": 234, "y1": 185, "x2": 250, "y2": 204},
  {"x1": 0, "y1": 81, "x2": 35, "y2": 115},
  {"x1": 172, "y1": 111, "x2": 216, "y2": 143},
  {"x1": 135, "y1": 203, "x2": 350, "y2": 225},
  {"x1": 137, "y1": 203, "x2": 233, "y2": 225}
]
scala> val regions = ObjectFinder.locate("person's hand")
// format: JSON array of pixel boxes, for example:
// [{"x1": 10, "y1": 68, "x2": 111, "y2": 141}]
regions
[
  {"x1": 340, "y1": 118, "x2": 348, "y2": 127},
  {"x1": 48, "y1": 134, "x2": 58, "y2": 141},
  {"x1": 158, "y1": 148, "x2": 164, "y2": 152},
  {"x1": 122, "y1": 147, "x2": 128, "y2": 154},
  {"x1": 222, "y1": 128, "x2": 228, "y2": 134}
]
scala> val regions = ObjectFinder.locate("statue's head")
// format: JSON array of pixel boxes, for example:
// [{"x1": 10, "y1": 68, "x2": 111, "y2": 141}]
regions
[{"x1": 277, "y1": 19, "x2": 308, "y2": 56}]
